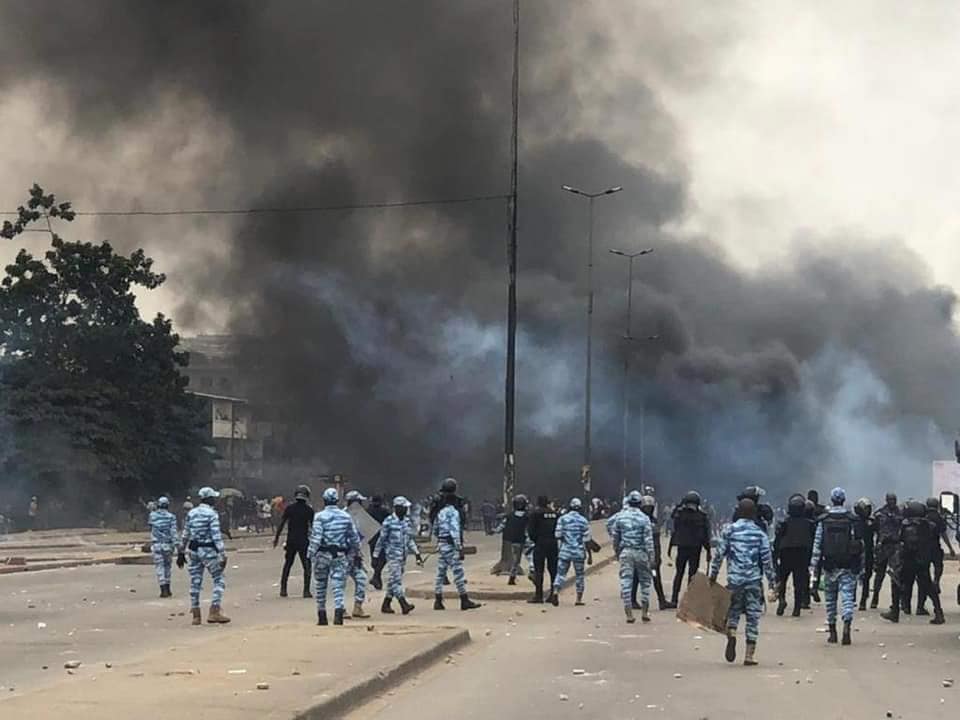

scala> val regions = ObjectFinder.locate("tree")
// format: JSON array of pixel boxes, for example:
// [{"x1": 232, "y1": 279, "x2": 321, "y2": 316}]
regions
[{"x1": 0, "y1": 185, "x2": 207, "y2": 522}]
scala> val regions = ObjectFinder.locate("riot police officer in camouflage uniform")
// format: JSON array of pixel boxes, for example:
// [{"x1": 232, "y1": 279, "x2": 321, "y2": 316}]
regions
[
  {"x1": 882, "y1": 500, "x2": 945, "y2": 625},
  {"x1": 916, "y1": 497, "x2": 955, "y2": 616},
  {"x1": 871, "y1": 493, "x2": 902, "y2": 609}
]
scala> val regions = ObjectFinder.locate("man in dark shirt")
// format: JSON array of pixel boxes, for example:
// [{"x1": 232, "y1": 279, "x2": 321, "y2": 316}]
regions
[
  {"x1": 526, "y1": 496, "x2": 559, "y2": 604},
  {"x1": 367, "y1": 495, "x2": 391, "y2": 590},
  {"x1": 273, "y1": 485, "x2": 314, "y2": 598},
  {"x1": 668, "y1": 491, "x2": 712, "y2": 606}
]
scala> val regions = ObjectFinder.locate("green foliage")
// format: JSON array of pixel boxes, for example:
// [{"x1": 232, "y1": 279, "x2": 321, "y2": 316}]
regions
[{"x1": 0, "y1": 185, "x2": 207, "y2": 510}]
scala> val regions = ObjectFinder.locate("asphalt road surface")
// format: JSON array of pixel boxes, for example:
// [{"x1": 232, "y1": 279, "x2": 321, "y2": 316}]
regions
[{"x1": 2, "y1": 534, "x2": 960, "y2": 719}]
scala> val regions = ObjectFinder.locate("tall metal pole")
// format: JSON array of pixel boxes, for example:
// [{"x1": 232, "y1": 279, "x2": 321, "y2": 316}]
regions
[
  {"x1": 503, "y1": 0, "x2": 520, "y2": 507},
  {"x1": 583, "y1": 196, "x2": 595, "y2": 486},
  {"x1": 620, "y1": 256, "x2": 634, "y2": 500}
]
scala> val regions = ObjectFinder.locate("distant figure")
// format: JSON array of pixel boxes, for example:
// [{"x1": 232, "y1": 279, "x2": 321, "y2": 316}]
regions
[
  {"x1": 480, "y1": 501, "x2": 497, "y2": 535},
  {"x1": 148, "y1": 496, "x2": 178, "y2": 598},
  {"x1": 27, "y1": 496, "x2": 38, "y2": 531}
]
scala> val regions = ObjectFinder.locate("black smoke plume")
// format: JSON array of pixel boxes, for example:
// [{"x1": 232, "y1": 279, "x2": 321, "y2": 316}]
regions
[{"x1": 0, "y1": 1, "x2": 956, "y2": 506}]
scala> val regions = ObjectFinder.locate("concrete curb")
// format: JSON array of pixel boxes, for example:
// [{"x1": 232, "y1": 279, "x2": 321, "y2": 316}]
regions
[
  {"x1": 407, "y1": 550, "x2": 617, "y2": 601},
  {"x1": 292, "y1": 627, "x2": 471, "y2": 719}
]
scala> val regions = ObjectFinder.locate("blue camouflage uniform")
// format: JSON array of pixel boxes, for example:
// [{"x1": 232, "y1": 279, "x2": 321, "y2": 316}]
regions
[
  {"x1": 709, "y1": 519, "x2": 776, "y2": 642},
  {"x1": 179, "y1": 504, "x2": 226, "y2": 610},
  {"x1": 553, "y1": 511, "x2": 592, "y2": 595},
  {"x1": 810, "y1": 505, "x2": 861, "y2": 625},
  {"x1": 434, "y1": 504, "x2": 467, "y2": 595},
  {"x1": 148, "y1": 508, "x2": 178, "y2": 588},
  {"x1": 610, "y1": 507, "x2": 655, "y2": 608},
  {"x1": 309, "y1": 505, "x2": 361, "y2": 612},
  {"x1": 374, "y1": 513, "x2": 419, "y2": 599}
]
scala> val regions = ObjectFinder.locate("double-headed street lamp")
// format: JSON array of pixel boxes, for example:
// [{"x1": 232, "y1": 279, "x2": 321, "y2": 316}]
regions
[
  {"x1": 562, "y1": 184, "x2": 623, "y2": 493},
  {"x1": 609, "y1": 247, "x2": 655, "y2": 500}
]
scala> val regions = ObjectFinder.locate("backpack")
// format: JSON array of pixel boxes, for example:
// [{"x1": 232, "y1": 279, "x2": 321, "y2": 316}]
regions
[
  {"x1": 902, "y1": 520, "x2": 929, "y2": 556},
  {"x1": 821, "y1": 514, "x2": 858, "y2": 568}
]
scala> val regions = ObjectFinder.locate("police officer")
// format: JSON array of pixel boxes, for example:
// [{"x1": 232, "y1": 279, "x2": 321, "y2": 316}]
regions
[
  {"x1": 871, "y1": 493, "x2": 902, "y2": 609},
  {"x1": 367, "y1": 495, "x2": 391, "y2": 590},
  {"x1": 668, "y1": 491, "x2": 712, "y2": 607},
  {"x1": 176, "y1": 487, "x2": 230, "y2": 625},
  {"x1": 853, "y1": 498, "x2": 875, "y2": 612},
  {"x1": 432, "y1": 478, "x2": 481, "y2": 611},
  {"x1": 881, "y1": 500, "x2": 945, "y2": 625},
  {"x1": 375, "y1": 496, "x2": 423, "y2": 614},
  {"x1": 273, "y1": 484, "x2": 314, "y2": 599},
  {"x1": 148, "y1": 496, "x2": 178, "y2": 598},
  {"x1": 527, "y1": 495, "x2": 560, "y2": 604},
  {"x1": 735, "y1": 486, "x2": 774, "y2": 533},
  {"x1": 610, "y1": 490, "x2": 655, "y2": 624},
  {"x1": 344, "y1": 490, "x2": 371, "y2": 619},
  {"x1": 640, "y1": 494, "x2": 672, "y2": 609},
  {"x1": 916, "y1": 497, "x2": 955, "y2": 616},
  {"x1": 773, "y1": 494, "x2": 813, "y2": 616},
  {"x1": 809, "y1": 488, "x2": 862, "y2": 646},
  {"x1": 308, "y1": 488, "x2": 360, "y2": 626},
  {"x1": 501, "y1": 494, "x2": 529, "y2": 585},
  {"x1": 551, "y1": 498, "x2": 592, "y2": 606}
]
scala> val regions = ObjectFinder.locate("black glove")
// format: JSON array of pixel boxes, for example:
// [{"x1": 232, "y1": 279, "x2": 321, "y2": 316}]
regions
[
  {"x1": 458, "y1": 548, "x2": 465, "y2": 561},
  {"x1": 219, "y1": 554, "x2": 228, "y2": 570},
  {"x1": 176, "y1": 552, "x2": 186, "y2": 569}
]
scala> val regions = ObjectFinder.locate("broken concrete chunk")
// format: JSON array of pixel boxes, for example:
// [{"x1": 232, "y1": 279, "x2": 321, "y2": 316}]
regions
[
  {"x1": 256, "y1": 682, "x2": 270, "y2": 690},
  {"x1": 63, "y1": 661, "x2": 81, "y2": 669}
]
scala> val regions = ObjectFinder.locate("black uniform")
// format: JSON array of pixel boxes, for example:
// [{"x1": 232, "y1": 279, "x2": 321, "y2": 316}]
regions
[
  {"x1": 774, "y1": 506, "x2": 814, "y2": 616},
  {"x1": 502, "y1": 510, "x2": 529, "y2": 581},
  {"x1": 872, "y1": 504, "x2": 902, "y2": 608},
  {"x1": 527, "y1": 503, "x2": 559, "y2": 602},
  {"x1": 274, "y1": 499, "x2": 314, "y2": 596},
  {"x1": 669, "y1": 505, "x2": 711, "y2": 605},
  {"x1": 883, "y1": 510, "x2": 944, "y2": 623},
  {"x1": 853, "y1": 514, "x2": 875, "y2": 611},
  {"x1": 916, "y1": 507, "x2": 948, "y2": 613}
]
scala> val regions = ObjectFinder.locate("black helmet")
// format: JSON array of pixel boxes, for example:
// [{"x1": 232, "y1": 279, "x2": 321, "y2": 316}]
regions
[
  {"x1": 884, "y1": 492, "x2": 898, "y2": 507},
  {"x1": 737, "y1": 486, "x2": 762, "y2": 503},
  {"x1": 787, "y1": 494, "x2": 806, "y2": 517},
  {"x1": 854, "y1": 497, "x2": 873, "y2": 518},
  {"x1": 440, "y1": 477, "x2": 458, "y2": 494},
  {"x1": 926, "y1": 497, "x2": 940, "y2": 511},
  {"x1": 294, "y1": 485, "x2": 311, "y2": 500},
  {"x1": 682, "y1": 491, "x2": 701, "y2": 507},
  {"x1": 905, "y1": 500, "x2": 926, "y2": 519},
  {"x1": 512, "y1": 494, "x2": 528, "y2": 511},
  {"x1": 640, "y1": 494, "x2": 656, "y2": 512}
]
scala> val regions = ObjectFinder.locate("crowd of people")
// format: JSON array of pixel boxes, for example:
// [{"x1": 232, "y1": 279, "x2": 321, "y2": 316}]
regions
[{"x1": 144, "y1": 479, "x2": 957, "y2": 667}]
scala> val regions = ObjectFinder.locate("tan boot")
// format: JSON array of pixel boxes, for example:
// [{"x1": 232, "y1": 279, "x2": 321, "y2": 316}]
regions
[
  {"x1": 191, "y1": 608, "x2": 202, "y2": 626},
  {"x1": 207, "y1": 605, "x2": 231, "y2": 624},
  {"x1": 744, "y1": 640, "x2": 758, "y2": 666},
  {"x1": 625, "y1": 606, "x2": 636, "y2": 624},
  {"x1": 352, "y1": 601, "x2": 370, "y2": 619}
]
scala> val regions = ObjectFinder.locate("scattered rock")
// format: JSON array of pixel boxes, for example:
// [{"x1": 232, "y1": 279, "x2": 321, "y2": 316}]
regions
[
  {"x1": 63, "y1": 661, "x2": 81, "y2": 669},
  {"x1": 256, "y1": 682, "x2": 270, "y2": 690},
  {"x1": 572, "y1": 669, "x2": 586, "y2": 675},
  {"x1": 805, "y1": 677, "x2": 813, "y2": 684},
  {"x1": 291, "y1": 670, "x2": 301, "y2": 676},
  {"x1": 943, "y1": 679, "x2": 954, "y2": 688},
  {"x1": 104, "y1": 663, "x2": 112, "y2": 669},
  {"x1": 228, "y1": 669, "x2": 247, "y2": 675},
  {"x1": 41, "y1": 666, "x2": 48, "y2": 671},
  {"x1": 165, "y1": 669, "x2": 197, "y2": 676},
  {"x1": 559, "y1": 694, "x2": 569, "y2": 701},
  {"x1": 881, "y1": 654, "x2": 888, "y2": 660},
  {"x1": 445, "y1": 656, "x2": 454, "y2": 664},
  {"x1": 674, "y1": 673, "x2": 683, "y2": 679},
  {"x1": 37, "y1": 622, "x2": 46, "y2": 629},
  {"x1": 907, "y1": 643, "x2": 915, "y2": 648},
  {"x1": 878, "y1": 643, "x2": 886, "y2": 648},
  {"x1": 886, "y1": 713, "x2": 893, "y2": 718},
  {"x1": 484, "y1": 629, "x2": 492, "y2": 637},
  {"x1": 129, "y1": 589, "x2": 136, "y2": 593}
]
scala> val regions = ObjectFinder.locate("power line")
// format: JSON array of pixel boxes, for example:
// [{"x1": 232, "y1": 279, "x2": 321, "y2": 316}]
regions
[{"x1": 0, "y1": 193, "x2": 511, "y2": 218}]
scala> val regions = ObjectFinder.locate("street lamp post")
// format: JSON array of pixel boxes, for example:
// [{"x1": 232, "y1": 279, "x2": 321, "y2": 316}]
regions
[
  {"x1": 562, "y1": 184, "x2": 622, "y2": 494},
  {"x1": 609, "y1": 248, "x2": 654, "y2": 500}
]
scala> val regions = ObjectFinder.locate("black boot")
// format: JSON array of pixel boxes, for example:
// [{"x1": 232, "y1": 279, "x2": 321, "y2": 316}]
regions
[
  {"x1": 791, "y1": 605, "x2": 801, "y2": 617},
  {"x1": 460, "y1": 594, "x2": 481, "y2": 610},
  {"x1": 370, "y1": 572, "x2": 383, "y2": 591},
  {"x1": 507, "y1": 576, "x2": 517, "y2": 586},
  {"x1": 399, "y1": 597, "x2": 415, "y2": 615},
  {"x1": 841, "y1": 621, "x2": 852, "y2": 646},
  {"x1": 160, "y1": 584, "x2": 171, "y2": 598},
  {"x1": 434, "y1": 593, "x2": 446, "y2": 610},
  {"x1": 724, "y1": 630, "x2": 737, "y2": 663},
  {"x1": 333, "y1": 608, "x2": 345, "y2": 625},
  {"x1": 858, "y1": 596, "x2": 867, "y2": 611},
  {"x1": 381, "y1": 597, "x2": 395, "y2": 614},
  {"x1": 931, "y1": 608, "x2": 946, "y2": 625},
  {"x1": 303, "y1": 588, "x2": 313, "y2": 599},
  {"x1": 527, "y1": 591, "x2": 544, "y2": 604},
  {"x1": 279, "y1": 583, "x2": 288, "y2": 597},
  {"x1": 881, "y1": 604, "x2": 900, "y2": 623},
  {"x1": 827, "y1": 623, "x2": 838, "y2": 644},
  {"x1": 547, "y1": 591, "x2": 559, "y2": 607},
  {"x1": 575, "y1": 592, "x2": 585, "y2": 607},
  {"x1": 776, "y1": 598, "x2": 786, "y2": 616},
  {"x1": 811, "y1": 586, "x2": 821, "y2": 603},
  {"x1": 317, "y1": 610, "x2": 328, "y2": 626},
  {"x1": 916, "y1": 605, "x2": 930, "y2": 616}
]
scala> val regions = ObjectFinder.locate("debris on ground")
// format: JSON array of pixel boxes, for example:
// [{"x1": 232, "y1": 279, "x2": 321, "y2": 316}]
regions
[
  {"x1": 256, "y1": 682, "x2": 270, "y2": 690},
  {"x1": 63, "y1": 661, "x2": 81, "y2": 669},
  {"x1": 165, "y1": 669, "x2": 197, "y2": 676},
  {"x1": 943, "y1": 679, "x2": 954, "y2": 688},
  {"x1": 572, "y1": 669, "x2": 586, "y2": 675},
  {"x1": 559, "y1": 694, "x2": 569, "y2": 701}
]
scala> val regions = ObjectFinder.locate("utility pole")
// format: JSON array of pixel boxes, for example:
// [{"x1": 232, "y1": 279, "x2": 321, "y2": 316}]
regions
[
  {"x1": 609, "y1": 248, "x2": 653, "y2": 499},
  {"x1": 503, "y1": 0, "x2": 520, "y2": 507},
  {"x1": 562, "y1": 184, "x2": 622, "y2": 495}
]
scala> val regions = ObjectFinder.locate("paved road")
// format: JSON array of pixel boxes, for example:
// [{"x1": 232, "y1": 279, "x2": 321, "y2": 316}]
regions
[
  {"x1": 4, "y1": 532, "x2": 960, "y2": 719},
  {"x1": 352, "y1": 562, "x2": 960, "y2": 720}
]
